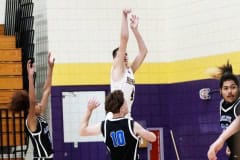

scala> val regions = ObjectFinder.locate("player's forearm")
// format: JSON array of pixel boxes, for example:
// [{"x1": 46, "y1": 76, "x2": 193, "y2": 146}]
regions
[
  {"x1": 120, "y1": 12, "x2": 129, "y2": 43},
  {"x1": 132, "y1": 29, "x2": 148, "y2": 55},
  {"x1": 43, "y1": 67, "x2": 53, "y2": 95},
  {"x1": 219, "y1": 116, "x2": 240, "y2": 141},
  {"x1": 28, "y1": 74, "x2": 36, "y2": 112},
  {"x1": 79, "y1": 109, "x2": 92, "y2": 136}
]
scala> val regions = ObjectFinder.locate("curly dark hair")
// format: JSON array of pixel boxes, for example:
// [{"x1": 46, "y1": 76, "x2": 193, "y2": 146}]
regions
[
  {"x1": 219, "y1": 61, "x2": 239, "y2": 88},
  {"x1": 105, "y1": 90, "x2": 124, "y2": 114},
  {"x1": 9, "y1": 90, "x2": 29, "y2": 112}
]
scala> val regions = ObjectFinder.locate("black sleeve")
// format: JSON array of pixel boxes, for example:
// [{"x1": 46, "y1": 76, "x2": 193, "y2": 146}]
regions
[{"x1": 101, "y1": 121, "x2": 105, "y2": 136}]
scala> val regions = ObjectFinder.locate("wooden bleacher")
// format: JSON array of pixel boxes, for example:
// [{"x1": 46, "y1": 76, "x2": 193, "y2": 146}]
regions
[
  {"x1": 0, "y1": 24, "x2": 25, "y2": 160},
  {"x1": 0, "y1": 24, "x2": 4, "y2": 35},
  {"x1": 0, "y1": 36, "x2": 16, "y2": 49}
]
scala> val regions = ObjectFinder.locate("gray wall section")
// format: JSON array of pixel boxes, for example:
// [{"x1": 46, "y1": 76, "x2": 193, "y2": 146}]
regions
[{"x1": 51, "y1": 79, "x2": 228, "y2": 160}]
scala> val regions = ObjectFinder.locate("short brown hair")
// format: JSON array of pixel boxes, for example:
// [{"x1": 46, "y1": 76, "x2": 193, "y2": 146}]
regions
[
  {"x1": 105, "y1": 90, "x2": 124, "y2": 114},
  {"x1": 9, "y1": 90, "x2": 29, "y2": 112},
  {"x1": 112, "y1": 47, "x2": 119, "y2": 59}
]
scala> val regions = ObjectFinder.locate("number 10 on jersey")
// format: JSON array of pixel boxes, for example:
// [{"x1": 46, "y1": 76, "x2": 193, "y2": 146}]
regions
[{"x1": 110, "y1": 130, "x2": 126, "y2": 147}]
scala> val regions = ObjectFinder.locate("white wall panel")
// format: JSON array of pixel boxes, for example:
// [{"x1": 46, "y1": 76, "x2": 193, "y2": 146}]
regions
[
  {"x1": 0, "y1": 0, "x2": 6, "y2": 24},
  {"x1": 1, "y1": 0, "x2": 239, "y2": 63}
]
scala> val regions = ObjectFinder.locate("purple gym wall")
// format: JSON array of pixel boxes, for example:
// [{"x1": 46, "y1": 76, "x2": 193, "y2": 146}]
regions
[{"x1": 51, "y1": 79, "x2": 227, "y2": 160}]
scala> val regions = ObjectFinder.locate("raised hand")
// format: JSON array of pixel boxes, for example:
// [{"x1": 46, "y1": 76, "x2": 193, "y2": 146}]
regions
[
  {"x1": 27, "y1": 59, "x2": 35, "y2": 77},
  {"x1": 87, "y1": 98, "x2": 100, "y2": 112},
  {"x1": 122, "y1": 8, "x2": 131, "y2": 16},
  {"x1": 48, "y1": 52, "x2": 55, "y2": 68},
  {"x1": 130, "y1": 14, "x2": 139, "y2": 30}
]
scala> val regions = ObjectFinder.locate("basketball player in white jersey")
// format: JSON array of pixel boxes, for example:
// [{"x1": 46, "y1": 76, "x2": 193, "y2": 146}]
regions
[{"x1": 111, "y1": 9, "x2": 148, "y2": 118}]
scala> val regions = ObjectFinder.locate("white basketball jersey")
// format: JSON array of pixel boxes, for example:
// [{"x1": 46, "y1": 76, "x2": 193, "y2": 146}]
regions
[{"x1": 111, "y1": 67, "x2": 135, "y2": 115}]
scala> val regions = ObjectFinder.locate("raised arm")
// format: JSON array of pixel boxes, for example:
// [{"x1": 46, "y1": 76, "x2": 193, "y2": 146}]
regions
[
  {"x1": 130, "y1": 14, "x2": 148, "y2": 73},
  {"x1": 27, "y1": 59, "x2": 37, "y2": 131},
  {"x1": 134, "y1": 121, "x2": 156, "y2": 142},
  {"x1": 79, "y1": 98, "x2": 101, "y2": 136},
  {"x1": 207, "y1": 116, "x2": 240, "y2": 160},
  {"x1": 112, "y1": 9, "x2": 131, "y2": 79},
  {"x1": 39, "y1": 53, "x2": 55, "y2": 114}
]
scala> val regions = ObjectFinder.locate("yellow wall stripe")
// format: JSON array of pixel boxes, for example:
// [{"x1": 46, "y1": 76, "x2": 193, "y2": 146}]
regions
[{"x1": 53, "y1": 51, "x2": 240, "y2": 85}]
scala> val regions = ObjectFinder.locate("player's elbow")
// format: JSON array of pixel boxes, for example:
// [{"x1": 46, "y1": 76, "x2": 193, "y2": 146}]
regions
[
  {"x1": 142, "y1": 131, "x2": 156, "y2": 142},
  {"x1": 148, "y1": 133, "x2": 156, "y2": 142},
  {"x1": 79, "y1": 127, "x2": 86, "y2": 136},
  {"x1": 141, "y1": 48, "x2": 148, "y2": 56},
  {"x1": 149, "y1": 133, "x2": 157, "y2": 142}
]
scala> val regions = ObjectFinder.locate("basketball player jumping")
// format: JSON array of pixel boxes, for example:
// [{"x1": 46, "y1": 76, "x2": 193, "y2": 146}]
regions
[
  {"x1": 111, "y1": 8, "x2": 148, "y2": 118},
  {"x1": 10, "y1": 53, "x2": 54, "y2": 159}
]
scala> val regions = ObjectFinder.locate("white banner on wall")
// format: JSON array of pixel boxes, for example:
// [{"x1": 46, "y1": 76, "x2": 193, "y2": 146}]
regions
[{"x1": 62, "y1": 91, "x2": 106, "y2": 143}]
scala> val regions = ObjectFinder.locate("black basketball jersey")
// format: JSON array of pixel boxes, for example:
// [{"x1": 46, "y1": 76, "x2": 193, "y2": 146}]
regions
[
  {"x1": 101, "y1": 118, "x2": 139, "y2": 160},
  {"x1": 220, "y1": 98, "x2": 240, "y2": 158},
  {"x1": 220, "y1": 98, "x2": 240, "y2": 129},
  {"x1": 25, "y1": 115, "x2": 54, "y2": 159}
]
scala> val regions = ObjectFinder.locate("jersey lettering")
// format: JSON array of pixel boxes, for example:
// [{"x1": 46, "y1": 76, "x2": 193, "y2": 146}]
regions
[{"x1": 126, "y1": 77, "x2": 135, "y2": 85}]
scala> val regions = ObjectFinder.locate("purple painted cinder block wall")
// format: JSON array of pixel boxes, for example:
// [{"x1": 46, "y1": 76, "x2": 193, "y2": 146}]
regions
[{"x1": 51, "y1": 79, "x2": 228, "y2": 160}]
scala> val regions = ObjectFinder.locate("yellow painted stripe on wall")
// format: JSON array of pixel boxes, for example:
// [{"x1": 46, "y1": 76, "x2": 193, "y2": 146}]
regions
[{"x1": 53, "y1": 51, "x2": 240, "y2": 85}]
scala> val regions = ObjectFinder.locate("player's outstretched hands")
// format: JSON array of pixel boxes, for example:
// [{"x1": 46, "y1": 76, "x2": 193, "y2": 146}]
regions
[
  {"x1": 130, "y1": 14, "x2": 139, "y2": 30},
  {"x1": 27, "y1": 59, "x2": 35, "y2": 77},
  {"x1": 123, "y1": 8, "x2": 131, "y2": 17},
  {"x1": 87, "y1": 98, "x2": 100, "y2": 112}
]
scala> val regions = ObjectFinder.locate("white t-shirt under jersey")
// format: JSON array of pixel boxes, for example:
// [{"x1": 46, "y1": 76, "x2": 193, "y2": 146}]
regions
[{"x1": 111, "y1": 67, "x2": 135, "y2": 115}]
